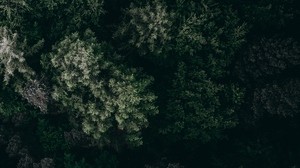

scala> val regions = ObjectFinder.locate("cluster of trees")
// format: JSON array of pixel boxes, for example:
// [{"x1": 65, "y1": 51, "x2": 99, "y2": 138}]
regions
[{"x1": 0, "y1": 0, "x2": 299, "y2": 167}]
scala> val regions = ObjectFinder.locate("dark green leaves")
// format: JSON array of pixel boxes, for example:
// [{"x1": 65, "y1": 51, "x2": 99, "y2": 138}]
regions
[{"x1": 162, "y1": 62, "x2": 243, "y2": 142}]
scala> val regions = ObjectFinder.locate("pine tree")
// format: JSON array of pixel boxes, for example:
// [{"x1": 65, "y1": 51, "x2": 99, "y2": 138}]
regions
[
  {"x1": 0, "y1": 27, "x2": 34, "y2": 85},
  {"x1": 253, "y1": 79, "x2": 300, "y2": 118},
  {"x1": 162, "y1": 62, "x2": 244, "y2": 142},
  {"x1": 27, "y1": 0, "x2": 105, "y2": 40},
  {"x1": 175, "y1": 0, "x2": 246, "y2": 78},
  {"x1": 115, "y1": 0, "x2": 174, "y2": 56},
  {"x1": 0, "y1": 0, "x2": 29, "y2": 28},
  {"x1": 236, "y1": 38, "x2": 300, "y2": 81},
  {"x1": 47, "y1": 30, "x2": 158, "y2": 147}
]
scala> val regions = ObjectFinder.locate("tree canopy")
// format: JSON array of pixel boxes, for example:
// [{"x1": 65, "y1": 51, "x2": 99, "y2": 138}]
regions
[
  {"x1": 46, "y1": 31, "x2": 158, "y2": 147},
  {"x1": 0, "y1": 0, "x2": 299, "y2": 167}
]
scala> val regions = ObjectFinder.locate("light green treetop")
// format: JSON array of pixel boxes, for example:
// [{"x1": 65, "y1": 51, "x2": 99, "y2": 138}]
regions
[
  {"x1": 0, "y1": 27, "x2": 34, "y2": 85},
  {"x1": 48, "y1": 31, "x2": 158, "y2": 147}
]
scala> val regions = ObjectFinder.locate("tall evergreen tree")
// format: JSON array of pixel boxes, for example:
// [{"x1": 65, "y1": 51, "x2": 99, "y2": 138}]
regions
[
  {"x1": 175, "y1": 0, "x2": 246, "y2": 78},
  {"x1": 0, "y1": 27, "x2": 34, "y2": 85},
  {"x1": 0, "y1": 0, "x2": 29, "y2": 28},
  {"x1": 161, "y1": 62, "x2": 244, "y2": 142},
  {"x1": 46, "y1": 30, "x2": 158, "y2": 147},
  {"x1": 114, "y1": 0, "x2": 174, "y2": 57}
]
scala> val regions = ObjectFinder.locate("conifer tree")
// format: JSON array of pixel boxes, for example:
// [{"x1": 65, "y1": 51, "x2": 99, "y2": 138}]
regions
[
  {"x1": 253, "y1": 79, "x2": 300, "y2": 118},
  {"x1": 237, "y1": 38, "x2": 300, "y2": 81},
  {"x1": 28, "y1": 0, "x2": 105, "y2": 40},
  {"x1": 0, "y1": 27, "x2": 34, "y2": 85},
  {"x1": 162, "y1": 62, "x2": 243, "y2": 142},
  {"x1": 175, "y1": 0, "x2": 246, "y2": 78},
  {"x1": 0, "y1": 0, "x2": 29, "y2": 28},
  {"x1": 0, "y1": 27, "x2": 49, "y2": 112},
  {"x1": 47, "y1": 31, "x2": 158, "y2": 147},
  {"x1": 115, "y1": 0, "x2": 174, "y2": 56}
]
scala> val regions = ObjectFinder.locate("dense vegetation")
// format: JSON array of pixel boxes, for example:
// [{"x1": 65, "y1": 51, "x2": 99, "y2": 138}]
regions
[{"x1": 0, "y1": 0, "x2": 299, "y2": 167}]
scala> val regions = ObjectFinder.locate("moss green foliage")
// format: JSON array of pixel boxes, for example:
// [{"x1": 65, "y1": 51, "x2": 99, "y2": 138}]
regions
[
  {"x1": 94, "y1": 151, "x2": 118, "y2": 168},
  {"x1": 162, "y1": 62, "x2": 244, "y2": 142},
  {"x1": 37, "y1": 119, "x2": 68, "y2": 154},
  {"x1": 47, "y1": 31, "x2": 157, "y2": 146},
  {"x1": 0, "y1": 89, "x2": 27, "y2": 117},
  {"x1": 63, "y1": 151, "x2": 118, "y2": 168},
  {"x1": 64, "y1": 153, "x2": 90, "y2": 168}
]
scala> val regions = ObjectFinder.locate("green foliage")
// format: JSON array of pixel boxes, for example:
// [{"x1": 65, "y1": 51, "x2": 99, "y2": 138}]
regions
[
  {"x1": 240, "y1": 0, "x2": 297, "y2": 32},
  {"x1": 0, "y1": 0, "x2": 299, "y2": 167},
  {"x1": 162, "y1": 62, "x2": 244, "y2": 142},
  {"x1": 0, "y1": 27, "x2": 47, "y2": 113},
  {"x1": 115, "y1": 0, "x2": 174, "y2": 56},
  {"x1": 0, "y1": 27, "x2": 34, "y2": 84},
  {"x1": 37, "y1": 119, "x2": 69, "y2": 154},
  {"x1": 0, "y1": 0, "x2": 30, "y2": 28},
  {"x1": 63, "y1": 151, "x2": 118, "y2": 168},
  {"x1": 253, "y1": 79, "x2": 300, "y2": 118},
  {"x1": 0, "y1": 99, "x2": 25, "y2": 118},
  {"x1": 159, "y1": 1, "x2": 246, "y2": 142},
  {"x1": 0, "y1": 89, "x2": 27, "y2": 117},
  {"x1": 237, "y1": 38, "x2": 300, "y2": 81},
  {"x1": 175, "y1": 0, "x2": 246, "y2": 78},
  {"x1": 64, "y1": 153, "x2": 90, "y2": 168},
  {"x1": 94, "y1": 151, "x2": 118, "y2": 168},
  {"x1": 212, "y1": 137, "x2": 280, "y2": 168},
  {"x1": 27, "y1": 0, "x2": 104, "y2": 40},
  {"x1": 46, "y1": 30, "x2": 158, "y2": 147}
]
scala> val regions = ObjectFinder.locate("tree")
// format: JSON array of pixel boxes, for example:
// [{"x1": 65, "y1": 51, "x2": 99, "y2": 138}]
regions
[
  {"x1": 17, "y1": 154, "x2": 34, "y2": 168},
  {"x1": 236, "y1": 38, "x2": 300, "y2": 81},
  {"x1": 6, "y1": 135, "x2": 22, "y2": 157},
  {"x1": 237, "y1": 0, "x2": 297, "y2": 33},
  {"x1": 46, "y1": 30, "x2": 158, "y2": 147},
  {"x1": 27, "y1": 0, "x2": 105, "y2": 40},
  {"x1": 36, "y1": 119, "x2": 67, "y2": 154},
  {"x1": 0, "y1": 27, "x2": 48, "y2": 112},
  {"x1": 161, "y1": 62, "x2": 244, "y2": 142},
  {"x1": 0, "y1": 27, "x2": 34, "y2": 85},
  {"x1": 158, "y1": 0, "x2": 246, "y2": 142},
  {"x1": 252, "y1": 79, "x2": 300, "y2": 118},
  {"x1": 175, "y1": 0, "x2": 246, "y2": 78},
  {"x1": 0, "y1": 88, "x2": 27, "y2": 117},
  {"x1": 63, "y1": 153, "x2": 90, "y2": 168},
  {"x1": 115, "y1": 0, "x2": 174, "y2": 56},
  {"x1": 0, "y1": 0, "x2": 30, "y2": 28},
  {"x1": 40, "y1": 158, "x2": 55, "y2": 168},
  {"x1": 64, "y1": 129, "x2": 93, "y2": 147}
]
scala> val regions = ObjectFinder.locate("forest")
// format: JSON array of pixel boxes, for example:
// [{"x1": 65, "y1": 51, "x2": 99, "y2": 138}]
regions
[{"x1": 0, "y1": 0, "x2": 299, "y2": 167}]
